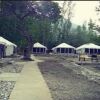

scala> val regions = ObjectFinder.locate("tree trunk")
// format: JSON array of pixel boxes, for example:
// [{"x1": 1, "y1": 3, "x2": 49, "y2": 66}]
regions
[
  {"x1": 17, "y1": 19, "x2": 34, "y2": 61},
  {"x1": 16, "y1": 20, "x2": 33, "y2": 60},
  {"x1": 23, "y1": 36, "x2": 34, "y2": 61}
]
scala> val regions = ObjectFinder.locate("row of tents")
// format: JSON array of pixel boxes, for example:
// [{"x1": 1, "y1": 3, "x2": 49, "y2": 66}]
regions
[
  {"x1": 33, "y1": 42, "x2": 100, "y2": 55},
  {"x1": 0, "y1": 36, "x2": 100, "y2": 58}
]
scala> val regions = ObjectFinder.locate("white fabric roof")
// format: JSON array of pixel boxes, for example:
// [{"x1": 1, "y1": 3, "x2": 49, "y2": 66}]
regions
[
  {"x1": 0, "y1": 37, "x2": 17, "y2": 47},
  {"x1": 0, "y1": 41, "x2": 6, "y2": 45},
  {"x1": 52, "y1": 47, "x2": 56, "y2": 50},
  {"x1": 33, "y1": 42, "x2": 47, "y2": 48},
  {"x1": 76, "y1": 43, "x2": 100, "y2": 50},
  {"x1": 54, "y1": 43, "x2": 75, "y2": 49}
]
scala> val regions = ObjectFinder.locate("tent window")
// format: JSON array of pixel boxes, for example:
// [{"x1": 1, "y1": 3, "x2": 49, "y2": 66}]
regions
[
  {"x1": 33, "y1": 48, "x2": 36, "y2": 52},
  {"x1": 69, "y1": 48, "x2": 72, "y2": 53},
  {"x1": 40, "y1": 48, "x2": 43, "y2": 52},
  {"x1": 37, "y1": 48, "x2": 39, "y2": 52},
  {"x1": 85, "y1": 48, "x2": 89, "y2": 53},
  {"x1": 90, "y1": 49, "x2": 93, "y2": 54},
  {"x1": 57, "y1": 48, "x2": 60, "y2": 53},
  {"x1": 61, "y1": 48, "x2": 65, "y2": 53},
  {"x1": 65, "y1": 48, "x2": 68, "y2": 53},
  {"x1": 98, "y1": 49, "x2": 100, "y2": 54},
  {"x1": 94, "y1": 49, "x2": 97, "y2": 54}
]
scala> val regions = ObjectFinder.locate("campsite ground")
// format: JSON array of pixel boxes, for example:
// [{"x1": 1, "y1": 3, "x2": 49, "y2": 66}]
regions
[
  {"x1": 0, "y1": 57, "x2": 24, "y2": 100},
  {"x1": 0, "y1": 55, "x2": 100, "y2": 100},
  {"x1": 37, "y1": 54, "x2": 100, "y2": 100}
]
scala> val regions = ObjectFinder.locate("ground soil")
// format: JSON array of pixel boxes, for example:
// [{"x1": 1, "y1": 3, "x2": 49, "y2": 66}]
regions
[{"x1": 37, "y1": 55, "x2": 100, "y2": 100}]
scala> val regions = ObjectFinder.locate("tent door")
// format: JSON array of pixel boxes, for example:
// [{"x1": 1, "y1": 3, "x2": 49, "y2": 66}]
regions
[{"x1": 0, "y1": 44, "x2": 5, "y2": 58}]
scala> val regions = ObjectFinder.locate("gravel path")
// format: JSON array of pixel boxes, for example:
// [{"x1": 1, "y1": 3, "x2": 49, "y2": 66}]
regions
[
  {"x1": 0, "y1": 81, "x2": 15, "y2": 100},
  {"x1": 0, "y1": 57, "x2": 24, "y2": 100},
  {"x1": 0, "y1": 63, "x2": 23, "y2": 73},
  {"x1": 38, "y1": 57, "x2": 100, "y2": 100},
  {"x1": 0, "y1": 57, "x2": 24, "y2": 74}
]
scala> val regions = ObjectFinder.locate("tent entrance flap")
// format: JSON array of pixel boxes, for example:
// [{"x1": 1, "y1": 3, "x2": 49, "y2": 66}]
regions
[{"x1": 0, "y1": 44, "x2": 5, "y2": 58}]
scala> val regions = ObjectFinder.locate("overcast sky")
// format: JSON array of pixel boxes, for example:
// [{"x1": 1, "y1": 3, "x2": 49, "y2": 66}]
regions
[{"x1": 56, "y1": 1, "x2": 99, "y2": 25}]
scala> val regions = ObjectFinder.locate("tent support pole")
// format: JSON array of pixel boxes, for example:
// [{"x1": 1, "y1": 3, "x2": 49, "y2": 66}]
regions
[
  {"x1": 64, "y1": 48, "x2": 66, "y2": 54},
  {"x1": 89, "y1": 49, "x2": 90, "y2": 55},
  {"x1": 45, "y1": 48, "x2": 46, "y2": 54},
  {"x1": 68, "y1": 48, "x2": 69, "y2": 56},
  {"x1": 60, "y1": 48, "x2": 61, "y2": 54},
  {"x1": 39, "y1": 48, "x2": 40, "y2": 53},
  {"x1": 36, "y1": 48, "x2": 37, "y2": 54}
]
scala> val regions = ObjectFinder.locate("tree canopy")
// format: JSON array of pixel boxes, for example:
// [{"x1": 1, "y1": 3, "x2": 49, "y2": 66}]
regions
[{"x1": 0, "y1": 1, "x2": 100, "y2": 58}]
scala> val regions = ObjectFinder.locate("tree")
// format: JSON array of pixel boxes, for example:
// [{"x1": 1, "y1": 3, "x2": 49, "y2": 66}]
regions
[
  {"x1": 36, "y1": 1, "x2": 61, "y2": 48},
  {"x1": 55, "y1": 1, "x2": 75, "y2": 43},
  {"x1": 96, "y1": 1, "x2": 100, "y2": 21},
  {"x1": 76, "y1": 26, "x2": 83, "y2": 45},
  {"x1": 1, "y1": 1, "x2": 61, "y2": 60},
  {"x1": 71, "y1": 24, "x2": 90, "y2": 47},
  {"x1": 88, "y1": 19, "x2": 96, "y2": 31}
]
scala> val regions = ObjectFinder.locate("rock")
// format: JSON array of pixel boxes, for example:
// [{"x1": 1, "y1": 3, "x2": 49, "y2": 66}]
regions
[{"x1": 0, "y1": 81, "x2": 15, "y2": 100}]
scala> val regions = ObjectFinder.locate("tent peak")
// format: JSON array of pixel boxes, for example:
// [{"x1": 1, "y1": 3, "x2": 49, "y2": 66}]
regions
[
  {"x1": 33, "y1": 42, "x2": 47, "y2": 49},
  {"x1": 55, "y1": 43, "x2": 75, "y2": 49}
]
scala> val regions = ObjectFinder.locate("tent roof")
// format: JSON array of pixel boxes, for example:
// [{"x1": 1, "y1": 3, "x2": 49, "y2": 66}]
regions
[
  {"x1": 54, "y1": 43, "x2": 75, "y2": 49},
  {"x1": 52, "y1": 47, "x2": 56, "y2": 50},
  {"x1": 33, "y1": 42, "x2": 47, "y2": 48},
  {"x1": 76, "y1": 43, "x2": 100, "y2": 50},
  {"x1": 0, "y1": 41, "x2": 6, "y2": 45},
  {"x1": 0, "y1": 37, "x2": 17, "y2": 47}
]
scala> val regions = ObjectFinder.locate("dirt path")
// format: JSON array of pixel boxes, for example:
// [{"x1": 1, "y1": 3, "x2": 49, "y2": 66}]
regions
[{"x1": 38, "y1": 56, "x2": 100, "y2": 100}]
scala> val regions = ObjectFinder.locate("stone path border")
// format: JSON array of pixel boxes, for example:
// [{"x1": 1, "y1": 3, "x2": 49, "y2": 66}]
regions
[{"x1": 0, "y1": 73, "x2": 20, "y2": 81}]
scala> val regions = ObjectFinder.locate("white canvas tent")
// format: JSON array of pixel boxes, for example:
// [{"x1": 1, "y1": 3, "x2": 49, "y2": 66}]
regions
[
  {"x1": 76, "y1": 43, "x2": 100, "y2": 55},
  {"x1": 33, "y1": 42, "x2": 47, "y2": 53},
  {"x1": 0, "y1": 37, "x2": 17, "y2": 56},
  {"x1": 52, "y1": 43, "x2": 75, "y2": 54}
]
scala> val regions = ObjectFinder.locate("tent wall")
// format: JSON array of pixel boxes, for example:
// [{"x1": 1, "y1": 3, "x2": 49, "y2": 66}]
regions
[
  {"x1": 55, "y1": 48, "x2": 75, "y2": 54},
  {"x1": 5, "y1": 45, "x2": 14, "y2": 56},
  {"x1": 33, "y1": 48, "x2": 46, "y2": 53},
  {"x1": 77, "y1": 48, "x2": 100, "y2": 55}
]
